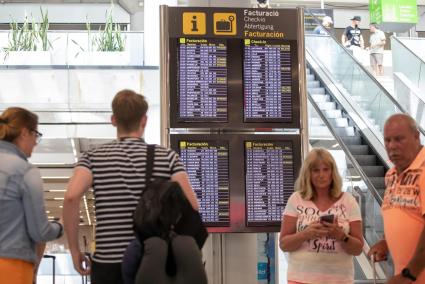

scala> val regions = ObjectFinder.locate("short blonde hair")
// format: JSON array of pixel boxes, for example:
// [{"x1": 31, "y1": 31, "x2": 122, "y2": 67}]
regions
[{"x1": 295, "y1": 148, "x2": 342, "y2": 200}]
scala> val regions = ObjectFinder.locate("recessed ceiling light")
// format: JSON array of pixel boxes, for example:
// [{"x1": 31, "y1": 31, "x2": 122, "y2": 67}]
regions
[{"x1": 138, "y1": 1, "x2": 143, "y2": 7}]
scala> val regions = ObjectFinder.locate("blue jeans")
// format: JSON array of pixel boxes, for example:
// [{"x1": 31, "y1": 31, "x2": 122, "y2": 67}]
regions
[{"x1": 122, "y1": 239, "x2": 144, "y2": 284}]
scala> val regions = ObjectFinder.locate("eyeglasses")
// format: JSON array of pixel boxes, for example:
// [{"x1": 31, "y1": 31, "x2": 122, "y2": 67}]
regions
[{"x1": 31, "y1": 129, "x2": 43, "y2": 144}]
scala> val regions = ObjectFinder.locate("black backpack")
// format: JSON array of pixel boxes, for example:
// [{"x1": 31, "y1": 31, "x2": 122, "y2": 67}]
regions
[{"x1": 133, "y1": 144, "x2": 208, "y2": 248}]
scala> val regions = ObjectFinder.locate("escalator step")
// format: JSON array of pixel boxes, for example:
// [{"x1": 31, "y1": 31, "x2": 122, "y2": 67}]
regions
[
  {"x1": 329, "y1": 117, "x2": 349, "y2": 127},
  {"x1": 307, "y1": 81, "x2": 320, "y2": 88},
  {"x1": 311, "y1": 94, "x2": 330, "y2": 102},
  {"x1": 341, "y1": 136, "x2": 362, "y2": 145},
  {"x1": 362, "y1": 166, "x2": 385, "y2": 177},
  {"x1": 317, "y1": 101, "x2": 336, "y2": 111},
  {"x1": 324, "y1": 109, "x2": 342, "y2": 118},
  {"x1": 347, "y1": 145, "x2": 369, "y2": 155},
  {"x1": 369, "y1": 177, "x2": 385, "y2": 189},
  {"x1": 306, "y1": 74, "x2": 315, "y2": 81},
  {"x1": 309, "y1": 87, "x2": 325, "y2": 94},
  {"x1": 335, "y1": 126, "x2": 355, "y2": 136},
  {"x1": 354, "y1": 155, "x2": 377, "y2": 166}
]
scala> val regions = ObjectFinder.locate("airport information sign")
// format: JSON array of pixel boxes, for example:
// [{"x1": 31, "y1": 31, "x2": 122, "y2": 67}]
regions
[{"x1": 164, "y1": 7, "x2": 304, "y2": 232}]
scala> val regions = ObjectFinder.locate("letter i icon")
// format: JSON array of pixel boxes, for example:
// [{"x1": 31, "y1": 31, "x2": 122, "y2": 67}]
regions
[{"x1": 191, "y1": 16, "x2": 198, "y2": 32}]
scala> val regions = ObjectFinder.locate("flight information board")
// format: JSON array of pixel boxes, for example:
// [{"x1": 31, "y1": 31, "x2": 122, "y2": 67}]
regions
[
  {"x1": 178, "y1": 140, "x2": 230, "y2": 226},
  {"x1": 178, "y1": 38, "x2": 228, "y2": 122},
  {"x1": 245, "y1": 141, "x2": 295, "y2": 226},
  {"x1": 166, "y1": 7, "x2": 304, "y2": 232},
  {"x1": 243, "y1": 39, "x2": 293, "y2": 122}
]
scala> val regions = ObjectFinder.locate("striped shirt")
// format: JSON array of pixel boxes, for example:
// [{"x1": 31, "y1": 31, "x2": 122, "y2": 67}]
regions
[{"x1": 76, "y1": 138, "x2": 185, "y2": 263}]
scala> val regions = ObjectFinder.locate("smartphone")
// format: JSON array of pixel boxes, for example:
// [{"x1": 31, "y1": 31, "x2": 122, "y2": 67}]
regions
[{"x1": 320, "y1": 214, "x2": 334, "y2": 223}]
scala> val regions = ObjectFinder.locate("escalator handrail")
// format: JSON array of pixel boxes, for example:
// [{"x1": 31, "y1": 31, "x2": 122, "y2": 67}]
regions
[
  {"x1": 391, "y1": 36, "x2": 425, "y2": 66},
  {"x1": 307, "y1": 88, "x2": 384, "y2": 206},
  {"x1": 304, "y1": 9, "x2": 408, "y2": 116}
]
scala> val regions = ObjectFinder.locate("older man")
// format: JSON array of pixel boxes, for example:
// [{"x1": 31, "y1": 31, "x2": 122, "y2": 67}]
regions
[
  {"x1": 368, "y1": 114, "x2": 425, "y2": 283},
  {"x1": 368, "y1": 23, "x2": 386, "y2": 76}
]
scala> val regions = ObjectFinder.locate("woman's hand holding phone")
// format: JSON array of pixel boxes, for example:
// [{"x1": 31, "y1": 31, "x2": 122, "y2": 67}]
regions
[
  {"x1": 304, "y1": 221, "x2": 328, "y2": 240},
  {"x1": 321, "y1": 216, "x2": 346, "y2": 240}
]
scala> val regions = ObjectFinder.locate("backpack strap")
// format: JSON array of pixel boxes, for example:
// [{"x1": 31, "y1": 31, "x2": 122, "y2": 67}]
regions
[{"x1": 146, "y1": 144, "x2": 155, "y2": 188}]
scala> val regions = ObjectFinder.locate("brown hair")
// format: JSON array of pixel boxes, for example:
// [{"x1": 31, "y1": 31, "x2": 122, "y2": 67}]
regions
[
  {"x1": 295, "y1": 148, "x2": 343, "y2": 200},
  {"x1": 112, "y1": 89, "x2": 149, "y2": 132},
  {"x1": 0, "y1": 107, "x2": 38, "y2": 143}
]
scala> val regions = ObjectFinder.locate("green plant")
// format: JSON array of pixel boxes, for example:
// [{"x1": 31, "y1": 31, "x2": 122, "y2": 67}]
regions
[
  {"x1": 38, "y1": 8, "x2": 52, "y2": 51},
  {"x1": 3, "y1": 8, "x2": 52, "y2": 59},
  {"x1": 90, "y1": 7, "x2": 126, "y2": 52},
  {"x1": 4, "y1": 17, "x2": 37, "y2": 53},
  {"x1": 70, "y1": 3, "x2": 126, "y2": 57}
]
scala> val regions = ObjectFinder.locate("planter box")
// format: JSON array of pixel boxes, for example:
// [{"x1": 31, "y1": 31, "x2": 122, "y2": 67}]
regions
[
  {"x1": 69, "y1": 51, "x2": 130, "y2": 66},
  {"x1": 3, "y1": 51, "x2": 52, "y2": 65}
]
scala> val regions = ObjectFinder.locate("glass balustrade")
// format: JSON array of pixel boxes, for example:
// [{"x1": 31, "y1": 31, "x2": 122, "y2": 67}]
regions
[
  {"x1": 392, "y1": 37, "x2": 425, "y2": 93},
  {"x1": 305, "y1": 34, "x2": 402, "y2": 138},
  {"x1": 393, "y1": 73, "x2": 425, "y2": 139}
]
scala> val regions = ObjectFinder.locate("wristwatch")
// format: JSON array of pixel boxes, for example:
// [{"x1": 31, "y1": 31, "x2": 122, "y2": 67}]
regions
[{"x1": 401, "y1": 268, "x2": 417, "y2": 281}]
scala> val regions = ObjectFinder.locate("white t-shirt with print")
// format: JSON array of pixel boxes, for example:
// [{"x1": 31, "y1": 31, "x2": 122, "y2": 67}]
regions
[{"x1": 283, "y1": 191, "x2": 362, "y2": 284}]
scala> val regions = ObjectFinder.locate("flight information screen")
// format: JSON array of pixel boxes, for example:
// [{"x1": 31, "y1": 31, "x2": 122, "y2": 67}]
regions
[
  {"x1": 178, "y1": 38, "x2": 228, "y2": 122},
  {"x1": 243, "y1": 39, "x2": 293, "y2": 122},
  {"x1": 179, "y1": 140, "x2": 230, "y2": 226},
  {"x1": 245, "y1": 141, "x2": 295, "y2": 225}
]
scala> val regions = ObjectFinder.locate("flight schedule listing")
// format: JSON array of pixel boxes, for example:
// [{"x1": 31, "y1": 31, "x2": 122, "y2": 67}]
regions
[
  {"x1": 245, "y1": 141, "x2": 294, "y2": 225},
  {"x1": 179, "y1": 141, "x2": 230, "y2": 226},
  {"x1": 243, "y1": 39, "x2": 293, "y2": 122},
  {"x1": 178, "y1": 38, "x2": 227, "y2": 122}
]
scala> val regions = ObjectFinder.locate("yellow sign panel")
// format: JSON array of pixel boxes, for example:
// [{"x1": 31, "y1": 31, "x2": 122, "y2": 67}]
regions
[
  {"x1": 182, "y1": 12, "x2": 206, "y2": 35},
  {"x1": 213, "y1": 13, "x2": 237, "y2": 35}
]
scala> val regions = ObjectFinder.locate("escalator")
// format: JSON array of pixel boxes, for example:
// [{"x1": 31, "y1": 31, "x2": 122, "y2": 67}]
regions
[
  {"x1": 307, "y1": 67, "x2": 387, "y2": 200},
  {"x1": 303, "y1": 10, "x2": 425, "y2": 282}
]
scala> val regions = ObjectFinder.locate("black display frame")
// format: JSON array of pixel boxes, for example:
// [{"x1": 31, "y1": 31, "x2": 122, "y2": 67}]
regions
[
  {"x1": 177, "y1": 139, "x2": 231, "y2": 227},
  {"x1": 170, "y1": 133, "x2": 301, "y2": 233},
  {"x1": 169, "y1": 37, "x2": 300, "y2": 129},
  {"x1": 244, "y1": 139, "x2": 296, "y2": 227}
]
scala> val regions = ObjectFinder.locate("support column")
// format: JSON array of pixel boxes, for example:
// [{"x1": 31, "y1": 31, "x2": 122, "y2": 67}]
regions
[{"x1": 144, "y1": 0, "x2": 177, "y2": 66}]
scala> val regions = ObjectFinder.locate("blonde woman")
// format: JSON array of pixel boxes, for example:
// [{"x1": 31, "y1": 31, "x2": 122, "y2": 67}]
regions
[
  {"x1": 0, "y1": 107, "x2": 63, "y2": 284},
  {"x1": 280, "y1": 148, "x2": 363, "y2": 284}
]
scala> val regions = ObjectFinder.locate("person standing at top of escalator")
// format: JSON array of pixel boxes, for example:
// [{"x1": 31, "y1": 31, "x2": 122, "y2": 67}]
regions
[{"x1": 341, "y1": 16, "x2": 364, "y2": 50}]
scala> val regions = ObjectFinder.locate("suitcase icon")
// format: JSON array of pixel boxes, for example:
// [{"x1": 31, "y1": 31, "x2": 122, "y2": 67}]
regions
[
  {"x1": 215, "y1": 15, "x2": 235, "y2": 33},
  {"x1": 216, "y1": 20, "x2": 231, "y2": 32}
]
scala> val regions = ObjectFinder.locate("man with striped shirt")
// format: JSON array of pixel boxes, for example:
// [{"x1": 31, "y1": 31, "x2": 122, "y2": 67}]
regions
[{"x1": 63, "y1": 89, "x2": 199, "y2": 284}]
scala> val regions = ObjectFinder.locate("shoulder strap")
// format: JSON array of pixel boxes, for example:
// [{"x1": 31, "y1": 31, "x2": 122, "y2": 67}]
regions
[{"x1": 146, "y1": 144, "x2": 155, "y2": 188}]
